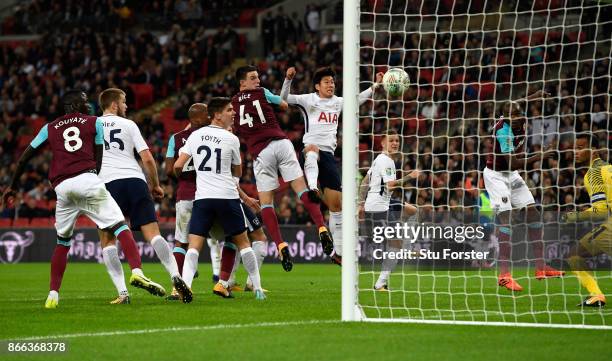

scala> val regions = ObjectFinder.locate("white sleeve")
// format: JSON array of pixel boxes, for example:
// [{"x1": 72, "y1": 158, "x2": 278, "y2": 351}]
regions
[
  {"x1": 231, "y1": 136, "x2": 241, "y2": 165},
  {"x1": 131, "y1": 122, "x2": 149, "y2": 152},
  {"x1": 358, "y1": 87, "x2": 373, "y2": 105},
  {"x1": 381, "y1": 158, "x2": 396, "y2": 182},
  {"x1": 179, "y1": 135, "x2": 192, "y2": 156}
]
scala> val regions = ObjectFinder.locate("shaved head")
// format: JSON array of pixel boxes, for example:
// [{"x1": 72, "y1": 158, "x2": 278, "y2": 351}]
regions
[{"x1": 188, "y1": 103, "x2": 209, "y2": 128}]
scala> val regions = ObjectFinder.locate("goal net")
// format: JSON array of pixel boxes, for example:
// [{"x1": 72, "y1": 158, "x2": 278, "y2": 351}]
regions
[{"x1": 342, "y1": 0, "x2": 612, "y2": 329}]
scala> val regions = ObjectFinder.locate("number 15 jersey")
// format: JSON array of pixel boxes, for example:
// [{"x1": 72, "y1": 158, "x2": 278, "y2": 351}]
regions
[
  {"x1": 179, "y1": 125, "x2": 242, "y2": 200},
  {"x1": 231, "y1": 87, "x2": 287, "y2": 158},
  {"x1": 29, "y1": 112, "x2": 104, "y2": 188},
  {"x1": 97, "y1": 114, "x2": 150, "y2": 184}
]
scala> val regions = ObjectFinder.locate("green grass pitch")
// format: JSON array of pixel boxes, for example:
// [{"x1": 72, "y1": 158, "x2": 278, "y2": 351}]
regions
[{"x1": 1, "y1": 263, "x2": 610, "y2": 361}]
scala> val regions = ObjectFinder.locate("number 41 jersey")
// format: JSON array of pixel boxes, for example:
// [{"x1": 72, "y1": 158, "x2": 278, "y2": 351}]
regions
[
  {"x1": 180, "y1": 125, "x2": 242, "y2": 200},
  {"x1": 97, "y1": 114, "x2": 150, "y2": 183},
  {"x1": 231, "y1": 87, "x2": 287, "y2": 158},
  {"x1": 29, "y1": 112, "x2": 103, "y2": 188}
]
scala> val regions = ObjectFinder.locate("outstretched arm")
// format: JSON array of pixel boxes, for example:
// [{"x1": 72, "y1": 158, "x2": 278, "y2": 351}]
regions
[
  {"x1": 358, "y1": 72, "x2": 384, "y2": 105},
  {"x1": 2, "y1": 146, "x2": 38, "y2": 207},
  {"x1": 281, "y1": 67, "x2": 300, "y2": 105}
]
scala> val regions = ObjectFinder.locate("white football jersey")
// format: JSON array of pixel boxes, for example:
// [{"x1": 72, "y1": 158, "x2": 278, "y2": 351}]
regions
[
  {"x1": 287, "y1": 93, "x2": 342, "y2": 153},
  {"x1": 282, "y1": 79, "x2": 372, "y2": 153},
  {"x1": 180, "y1": 125, "x2": 241, "y2": 200},
  {"x1": 98, "y1": 114, "x2": 149, "y2": 183},
  {"x1": 364, "y1": 153, "x2": 396, "y2": 212}
]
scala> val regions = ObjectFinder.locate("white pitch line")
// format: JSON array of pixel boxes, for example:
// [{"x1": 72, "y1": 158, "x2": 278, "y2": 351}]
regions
[{"x1": 5, "y1": 320, "x2": 341, "y2": 341}]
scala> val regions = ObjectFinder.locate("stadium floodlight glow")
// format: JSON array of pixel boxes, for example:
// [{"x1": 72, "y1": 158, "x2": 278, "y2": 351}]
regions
[{"x1": 344, "y1": 0, "x2": 612, "y2": 329}]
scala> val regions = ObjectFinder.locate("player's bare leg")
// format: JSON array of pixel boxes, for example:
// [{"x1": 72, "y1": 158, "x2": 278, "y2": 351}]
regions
[
  {"x1": 495, "y1": 210, "x2": 522, "y2": 291},
  {"x1": 141, "y1": 222, "x2": 190, "y2": 299},
  {"x1": 290, "y1": 177, "x2": 334, "y2": 255},
  {"x1": 303, "y1": 144, "x2": 322, "y2": 202},
  {"x1": 323, "y1": 187, "x2": 342, "y2": 266},
  {"x1": 522, "y1": 205, "x2": 564, "y2": 279},
  {"x1": 259, "y1": 190, "x2": 293, "y2": 271}
]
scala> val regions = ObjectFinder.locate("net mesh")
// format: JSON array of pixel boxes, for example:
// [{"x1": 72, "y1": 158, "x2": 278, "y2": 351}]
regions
[{"x1": 355, "y1": 0, "x2": 611, "y2": 327}]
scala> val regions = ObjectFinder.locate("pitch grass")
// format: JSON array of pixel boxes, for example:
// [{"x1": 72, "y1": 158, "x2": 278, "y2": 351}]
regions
[{"x1": 0, "y1": 263, "x2": 610, "y2": 361}]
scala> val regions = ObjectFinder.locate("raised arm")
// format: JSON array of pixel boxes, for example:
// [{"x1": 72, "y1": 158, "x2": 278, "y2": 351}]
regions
[
  {"x1": 281, "y1": 67, "x2": 300, "y2": 105},
  {"x1": 358, "y1": 72, "x2": 384, "y2": 105}
]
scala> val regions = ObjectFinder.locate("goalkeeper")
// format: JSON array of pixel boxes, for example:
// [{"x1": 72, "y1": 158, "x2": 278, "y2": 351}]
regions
[{"x1": 564, "y1": 133, "x2": 609, "y2": 307}]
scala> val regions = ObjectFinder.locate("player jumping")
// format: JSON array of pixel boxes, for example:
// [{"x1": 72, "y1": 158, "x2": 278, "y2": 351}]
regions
[
  {"x1": 281, "y1": 67, "x2": 383, "y2": 264},
  {"x1": 232, "y1": 65, "x2": 334, "y2": 271},
  {"x1": 2, "y1": 91, "x2": 163, "y2": 307},
  {"x1": 483, "y1": 90, "x2": 564, "y2": 291},
  {"x1": 97, "y1": 88, "x2": 191, "y2": 302},
  {"x1": 564, "y1": 133, "x2": 609, "y2": 307},
  {"x1": 175, "y1": 97, "x2": 265, "y2": 301}
]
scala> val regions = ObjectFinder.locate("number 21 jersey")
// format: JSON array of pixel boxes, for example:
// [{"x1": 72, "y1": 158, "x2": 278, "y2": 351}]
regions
[
  {"x1": 231, "y1": 87, "x2": 287, "y2": 158},
  {"x1": 179, "y1": 125, "x2": 241, "y2": 200}
]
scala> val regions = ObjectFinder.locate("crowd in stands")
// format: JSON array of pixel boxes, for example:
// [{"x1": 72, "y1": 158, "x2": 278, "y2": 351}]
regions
[{"x1": 0, "y1": 1, "x2": 610, "y2": 227}]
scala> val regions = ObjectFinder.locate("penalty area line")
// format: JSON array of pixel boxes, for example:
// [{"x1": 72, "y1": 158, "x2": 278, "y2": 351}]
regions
[{"x1": 6, "y1": 320, "x2": 341, "y2": 341}]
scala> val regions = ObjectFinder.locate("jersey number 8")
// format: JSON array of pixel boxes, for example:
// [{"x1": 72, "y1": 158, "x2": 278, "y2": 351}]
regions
[
  {"x1": 63, "y1": 126, "x2": 83, "y2": 152},
  {"x1": 239, "y1": 100, "x2": 266, "y2": 128}
]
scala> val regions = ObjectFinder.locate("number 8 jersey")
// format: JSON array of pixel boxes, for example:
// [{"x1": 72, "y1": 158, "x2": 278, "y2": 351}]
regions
[
  {"x1": 231, "y1": 87, "x2": 287, "y2": 158},
  {"x1": 97, "y1": 114, "x2": 150, "y2": 183},
  {"x1": 29, "y1": 112, "x2": 103, "y2": 188},
  {"x1": 179, "y1": 125, "x2": 242, "y2": 200}
]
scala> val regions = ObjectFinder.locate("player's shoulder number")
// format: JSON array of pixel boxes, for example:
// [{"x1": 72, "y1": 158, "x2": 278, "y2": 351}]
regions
[{"x1": 239, "y1": 99, "x2": 266, "y2": 128}]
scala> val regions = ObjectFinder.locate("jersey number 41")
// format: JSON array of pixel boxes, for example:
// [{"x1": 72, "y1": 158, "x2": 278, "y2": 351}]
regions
[{"x1": 239, "y1": 100, "x2": 266, "y2": 128}]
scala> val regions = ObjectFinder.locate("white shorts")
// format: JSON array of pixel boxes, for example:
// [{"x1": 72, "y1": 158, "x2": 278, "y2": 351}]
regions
[
  {"x1": 175, "y1": 200, "x2": 193, "y2": 243},
  {"x1": 54, "y1": 173, "x2": 124, "y2": 238},
  {"x1": 253, "y1": 139, "x2": 303, "y2": 192},
  {"x1": 483, "y1": 167, "x2": 535, "y2": 213}
]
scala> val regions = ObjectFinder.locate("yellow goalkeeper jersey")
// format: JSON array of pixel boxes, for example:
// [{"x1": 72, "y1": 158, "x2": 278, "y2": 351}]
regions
[{"x1": 575, "y1": 157, "x2": 612, "y2": 221}]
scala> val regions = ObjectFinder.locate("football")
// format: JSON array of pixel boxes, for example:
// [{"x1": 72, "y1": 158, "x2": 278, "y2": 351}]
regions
[{"x1": 382, "y1": 68, "x2": 410, "y2": 96}]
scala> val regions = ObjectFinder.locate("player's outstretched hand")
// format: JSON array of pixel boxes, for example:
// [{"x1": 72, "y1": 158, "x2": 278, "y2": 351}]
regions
[
  {"x1": 1, "y1": 187, "x2": 16, "y2": 208},
  {"x1": 286, "y1": 67, "x2": 296, "y2": 80},
  {"x1": 151, "y1": 186, "x2": 165, "y2": 200},
  {"x1": 375, "y1": 72, "x2": 384, "y2": 84}
]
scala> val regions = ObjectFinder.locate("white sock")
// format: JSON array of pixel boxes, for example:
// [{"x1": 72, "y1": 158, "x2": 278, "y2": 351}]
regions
[
  {"x1": 247, "y1": 240, "x2": 267, "y2": 286},
  {"x1": 240, "y1": 247, "x2": 262, "y2": 291},
  {"x1": 229, "y1": 248, "x2": 241, "y2": 286},
  {"x1": 183, "y1": 248, "x2": 199, "y2": 288},
  {"x1": 151, "y1": 235, "x2": 180, "y2": 278},
  {"x1": 208, "y1": 238, "x2": 221, "y2": 277},
  {"x1": 304, "y1": 151, "x2": 319, "y2": 190},
  {"x1": 375, "y1": 271, "x2": 391, "y2": 288},
  {"x1": 102, "y1": 245, "x2": 128, "y2": 296},
  {"x1": 48, "y1": 290, "x2": 59, "y2": 301},
  {"x1": 329, "y1": 211, "x2": 343, "y2": 256},
  {"x1": 376, "y1": 246, "x2": 400, "y2": 288},
  {"x1": 131, "y1": 268, "x2": 143, "y2": 277}
]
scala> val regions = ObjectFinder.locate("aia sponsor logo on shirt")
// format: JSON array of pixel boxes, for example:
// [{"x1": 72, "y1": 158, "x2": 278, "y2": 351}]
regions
[{"x1": 317, "y1": 112, "x2": 339, "y2": 123}]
